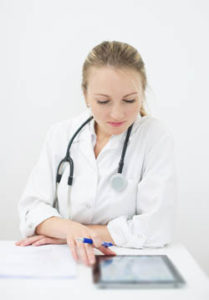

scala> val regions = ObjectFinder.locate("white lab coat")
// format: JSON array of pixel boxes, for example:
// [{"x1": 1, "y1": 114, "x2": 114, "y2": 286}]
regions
[{"x1": 18, "y1": 109, "x2": 177, "y2": 248}]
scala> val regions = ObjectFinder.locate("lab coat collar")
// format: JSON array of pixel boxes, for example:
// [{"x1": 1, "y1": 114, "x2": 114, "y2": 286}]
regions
[
  {"x1": 87, "y1": 111, "x2": 143, "y2": 146},
  {"x1": 73, "y1": 108, "x2": 143, "y2": 150},
  {"x1": 71, "y1": 110, "x2": 143, "y2": 169}
]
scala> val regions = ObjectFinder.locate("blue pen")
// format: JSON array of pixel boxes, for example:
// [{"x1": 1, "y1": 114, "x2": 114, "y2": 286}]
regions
[{"x1": 76, "y1": 237, "x2": 113, "y2": 248}]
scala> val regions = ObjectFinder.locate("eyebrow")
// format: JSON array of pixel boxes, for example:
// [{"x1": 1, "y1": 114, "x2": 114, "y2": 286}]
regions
[{"x1": 94, "y1": 92, "x2": 138, "y2": 97}]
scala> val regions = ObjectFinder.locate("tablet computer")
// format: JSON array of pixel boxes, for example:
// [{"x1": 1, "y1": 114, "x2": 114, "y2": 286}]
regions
[{"x1": 92, "y1": 255, "x2": 186, "y2": 289}]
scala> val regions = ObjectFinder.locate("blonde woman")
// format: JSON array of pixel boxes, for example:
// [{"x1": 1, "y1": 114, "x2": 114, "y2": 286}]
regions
[{"x1": 16, "y1": 41, "x2": 176, "y2": 267}]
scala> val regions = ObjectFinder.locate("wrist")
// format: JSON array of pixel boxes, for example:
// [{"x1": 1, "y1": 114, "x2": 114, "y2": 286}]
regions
[
  {"x1": 86, "y1": 224, "x2": 115, "y2": 245},
  {"x1": 63, "y1": 219, "x2": 77, "y2": 238}
]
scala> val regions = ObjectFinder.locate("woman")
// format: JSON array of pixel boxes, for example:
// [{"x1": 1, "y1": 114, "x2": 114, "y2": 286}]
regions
[{"x1": 16, "y1": 41, "x2": 176, "y2": 267}]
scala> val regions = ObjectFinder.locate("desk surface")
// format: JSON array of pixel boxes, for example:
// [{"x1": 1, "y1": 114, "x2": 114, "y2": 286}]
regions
[{"x1": 0, "y1": 241, "x2": 209, "y2": 300}]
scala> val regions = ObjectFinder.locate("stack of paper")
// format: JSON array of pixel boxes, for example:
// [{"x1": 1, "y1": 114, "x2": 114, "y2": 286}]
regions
[{"x1": 0, "y1": 243, "x2": 77, "y2": 279}]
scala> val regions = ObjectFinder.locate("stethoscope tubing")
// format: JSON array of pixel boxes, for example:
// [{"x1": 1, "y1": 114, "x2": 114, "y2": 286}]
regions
[
  {"x1": 54, "y1": 115, "x2": 134, "y2": 209},
  {"x1": 56, "y1": 116, "x2": 94, "y2": 186}
]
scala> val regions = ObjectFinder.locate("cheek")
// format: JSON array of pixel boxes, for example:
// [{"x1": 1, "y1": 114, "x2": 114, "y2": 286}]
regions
[
  {"x1": 90, "y1": 105, "x2": 107, "y2": 120},
  {"x1": 126, "y1": 103, "x2": 140, "y2": 115}
]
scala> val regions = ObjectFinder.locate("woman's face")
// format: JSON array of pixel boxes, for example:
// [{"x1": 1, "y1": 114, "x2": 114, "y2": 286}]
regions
[{"x1": 84, "y1": 66, "x2": 144, "y2": 139}]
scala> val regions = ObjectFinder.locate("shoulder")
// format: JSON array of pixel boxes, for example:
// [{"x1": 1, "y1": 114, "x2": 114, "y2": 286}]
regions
[
  {"x1": 133, "y1": 115, "x2": 174, "y2": 151},
  {"x1": 45, "y1": 109, "x2": 91, "y2": 143},
  {"x1": 138, "y1": 115, "x2": 172, "y2": 137}
]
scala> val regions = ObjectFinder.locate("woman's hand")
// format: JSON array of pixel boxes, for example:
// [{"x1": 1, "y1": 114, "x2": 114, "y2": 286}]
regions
[
  {"x1": 65, "y1": 220, "x2": 116, "y2": 266},
  {"x1": 15, "y1": 235, "x2": 66, "y2": 247},
  {"x1": 15, "y1": 220, "x2": 116, "y2": 267}
]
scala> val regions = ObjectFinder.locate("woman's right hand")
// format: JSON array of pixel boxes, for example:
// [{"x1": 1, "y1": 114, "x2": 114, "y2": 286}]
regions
[{"x1": 66, "y1": 220, "x2": 116, "y2": 266}]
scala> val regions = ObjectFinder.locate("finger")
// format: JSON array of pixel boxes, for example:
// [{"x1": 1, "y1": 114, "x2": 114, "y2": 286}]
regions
[
  {"x1": 67, "y1": 239, "x2": 79, "y2": 262},
  {"x1": 32, "y1": 237, "x2": 61, "y2": 246},
  {"x1": 15, "y1": 240, "x2": 23, "y2": 245},
  {"x1": 97, "y1": 246, "x2": 117, "y2": 256},
  {"x1": 22, "y1": 235, "x2": 46, "y2": 246},
  {"x1": 76, "y1": 240, "x2": 89, "y2": 266},
  {"x1": 16, "y1": 235, "x2": 44, "y2": 244},
  {"x1": 84, "y1": 243, "x2": 95, "y2": 265},
  {"x1": 49, "y1": 238, "x2": 66, "y2": 244},
  {"x1": 15, "y1": 238, "x2": 31, "y2": 245},
  {"x1": 89, "y1": 232, "x2": 116, "y2": 254},
  {"x1": 15, "y1": 235, "x2": 46, "y2": 246},
  {"x1": 32, "y1": 238, "x2": 47, "y2": 246},
  {"x1": 32, "y1": 237, "x2": 66, "y2": 246}
]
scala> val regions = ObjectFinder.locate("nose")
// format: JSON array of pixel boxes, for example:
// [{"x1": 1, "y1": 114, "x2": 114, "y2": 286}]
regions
[{"x1": 110, "y1": 105, "x2": 125, "y2": 121}]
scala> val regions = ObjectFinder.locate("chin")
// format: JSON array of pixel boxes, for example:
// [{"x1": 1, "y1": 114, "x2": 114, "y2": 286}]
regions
[{"x1": 110, "y1": 127, "x2": 126, "y2": 135}]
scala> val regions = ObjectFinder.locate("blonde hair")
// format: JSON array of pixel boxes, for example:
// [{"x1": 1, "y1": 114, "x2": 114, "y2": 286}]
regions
[{"x1": 81, "y1": 40, "x2": 147, "y2": 116}]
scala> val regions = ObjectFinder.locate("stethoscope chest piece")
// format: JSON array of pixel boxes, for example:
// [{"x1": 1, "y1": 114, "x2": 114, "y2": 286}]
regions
[
  {"x1": 55, "y1": 116, "x2": 134, "y2": 208},
  {"x1": 110, "y1": 173, "x2": 128, "y2": 192}
]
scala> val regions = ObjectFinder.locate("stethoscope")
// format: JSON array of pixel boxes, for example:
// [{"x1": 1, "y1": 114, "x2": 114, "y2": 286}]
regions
[{"x1": 53, "y1": 116, "x2": 133, "y2": 210}]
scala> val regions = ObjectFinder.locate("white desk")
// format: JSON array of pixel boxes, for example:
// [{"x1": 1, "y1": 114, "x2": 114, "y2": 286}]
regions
[{"x1": 0, "y1": 241, "x2": 209, "y2": 300}]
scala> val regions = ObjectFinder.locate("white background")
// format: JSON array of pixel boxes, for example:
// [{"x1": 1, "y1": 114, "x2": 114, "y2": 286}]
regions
[{"x1": 0, "y1": 0, "x2": 208, "y2": 276}]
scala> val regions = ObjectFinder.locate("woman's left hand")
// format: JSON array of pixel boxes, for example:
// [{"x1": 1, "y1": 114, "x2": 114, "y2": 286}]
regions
[{"x1": 15, "y1": 235, "x2": 66, "y2": 247}]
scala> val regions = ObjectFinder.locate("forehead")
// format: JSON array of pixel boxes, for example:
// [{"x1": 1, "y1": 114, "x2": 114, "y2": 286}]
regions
[{"x1": 87, "y1": 66, "x2": 142, "y2": 93}]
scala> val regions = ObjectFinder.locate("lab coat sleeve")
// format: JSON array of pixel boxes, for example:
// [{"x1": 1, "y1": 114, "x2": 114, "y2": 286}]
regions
[
  {"x1": 107, "y1": 132, "x2": 177, "y2": 248},
  {"x1": 17, "y1": 124, "x2": 63, "y2": 238}
]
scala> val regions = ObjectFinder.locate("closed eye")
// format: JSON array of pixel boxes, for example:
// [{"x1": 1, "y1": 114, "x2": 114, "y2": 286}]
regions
[
  {"x1": 97, "y1": 100, "x2": 109, "y2": 104},
  {"x1": 97, "y1": 99, "x2": 136, "y2": 104},
  {"x1": 123, "y1": 99, "x2": 136, "y2": 103}
]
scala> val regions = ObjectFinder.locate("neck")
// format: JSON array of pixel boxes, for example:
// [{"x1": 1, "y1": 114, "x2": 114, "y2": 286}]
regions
[{"x1": 94, "y1": 122, "x2": 111, "y2": 142}]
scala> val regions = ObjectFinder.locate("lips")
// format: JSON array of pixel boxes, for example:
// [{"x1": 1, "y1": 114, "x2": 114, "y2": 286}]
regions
[{"x1": 108, "y1": 121, "x2": 125, "y2": 127}]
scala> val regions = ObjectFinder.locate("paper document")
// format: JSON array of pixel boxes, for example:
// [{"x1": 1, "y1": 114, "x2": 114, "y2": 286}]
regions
[{"x1": 0, "y1": 243, "x2": 77, "y2": 279}]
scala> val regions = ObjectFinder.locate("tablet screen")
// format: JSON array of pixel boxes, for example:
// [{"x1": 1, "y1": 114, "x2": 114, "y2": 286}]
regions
[{"x1": 93, "y1": 255, "x2": 185, "y2": 288}]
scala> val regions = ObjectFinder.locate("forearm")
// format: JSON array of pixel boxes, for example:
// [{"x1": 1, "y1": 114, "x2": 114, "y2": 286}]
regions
[
  {"x1": 35, "y1": 217, "x2": 115, "y2": 245},
  {"x1": 35, "y1": 216, "x2": 72, "y2": 239}
]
